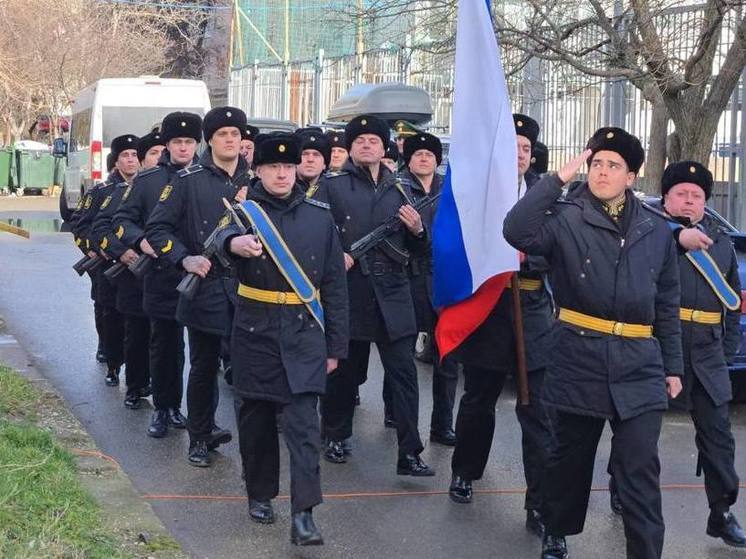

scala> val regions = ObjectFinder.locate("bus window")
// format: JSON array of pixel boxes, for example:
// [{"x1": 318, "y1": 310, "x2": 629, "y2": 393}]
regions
[
  {"x1": 70, "y1": 107, "x2": 92, "y2": 152},
  {"x1": 102, "y1": 107, "x2": 204, "y2": 145}
]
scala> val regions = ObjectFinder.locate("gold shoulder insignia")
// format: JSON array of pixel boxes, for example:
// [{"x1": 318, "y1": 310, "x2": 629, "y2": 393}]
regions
[
  {"x1": 115, "y1": 225, "x2": 125, "y2": 239},
  {"x1": 161, "y1": 239, "x2": 173, "y2": 254},
  {"x1": 84, "y1": 196, "x2": 92, "y2": 209},
  {"x1": 101, "y1": 195, "x2": 112, "y2": 209},
  {"x1": 159, "y1": 185, "x2": 173, "y2": 202},
  {"x1": 100, "y1": 237, "x2": 109, "y2": 249},
  {"x1": 122, "y1": 185, "x2": 132, "y2": 201},
  {"x1": 218, "y1": 215, "x2": 230, "y2": 229}
]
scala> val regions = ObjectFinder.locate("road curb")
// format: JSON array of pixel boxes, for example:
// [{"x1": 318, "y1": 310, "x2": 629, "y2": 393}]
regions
[{"x1": 0, "y1": 318, "x2": 188, "y2": 559}]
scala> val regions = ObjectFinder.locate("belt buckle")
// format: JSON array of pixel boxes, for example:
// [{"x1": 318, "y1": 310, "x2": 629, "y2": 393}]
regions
[
  {"x1": 691, "y1": 310, "x2": 701, "y2": 321},
  {"x1": 277, "y1": 292, "x2": 287, "y2": 304},
  {"x1": 612, "y1": 322, "x2": 624, "y2": 336}
]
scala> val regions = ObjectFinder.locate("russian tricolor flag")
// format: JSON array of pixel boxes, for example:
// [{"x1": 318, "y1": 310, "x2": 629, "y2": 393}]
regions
[{"x1": 433, "y1": 0, "x2": 519, "y2": 358}]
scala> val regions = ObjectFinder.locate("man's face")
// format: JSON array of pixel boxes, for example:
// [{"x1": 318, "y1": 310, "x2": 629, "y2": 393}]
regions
[
  {"x1": 240, "y1": 139, "x2": 255, "y2": 164},
  {"x1": 408, "y1": 149, "x2": 437, "y2": 177},
  {"x1": 663, "y1": 182, "x2": 706, "y2": 223},
  {"x1": 298, "y1": 149, "x2": 325, "y2": 182},
  {"x1": 116, "y1": 149, "x2": 140, "y2": 178},
  {"x1": 330, "y1": 146, "x2": 348, "y2": 169},
  {"x1": 517, "y1": 135, "x2": 532, "y2": 178},
  {"x1": 167, "y1": 137, "x2": 198, "y2": 166},
  {"x1": 257, "y1": 163, "x2": 296, "y2": 198},
  {"x1": 209, "y1": 127, "x2": 241, "y2": 161},
  {"x1": 141, "y1": 145, "x2": 165, "y2": 170},
  {"x1": 350, "y1": 134, "x2": 385, "y2": 166},
  {"x1": 587, "y1": 150, "x2": 635, "y2": 201}
]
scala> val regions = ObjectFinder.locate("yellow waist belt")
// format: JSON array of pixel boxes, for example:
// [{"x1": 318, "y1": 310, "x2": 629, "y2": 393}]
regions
[
  {"x1": 679, "y1": 307, "x2": 721, "y2": 324},
  {"x1": 558, "y1": 308, "x2": 653, "y2": 338},
  {"x1": 518, "y1": 277, "x2": 543, "y2": 291},
  {"x1": 238, "y1": 283, "x2": 308, "y2": 305}
]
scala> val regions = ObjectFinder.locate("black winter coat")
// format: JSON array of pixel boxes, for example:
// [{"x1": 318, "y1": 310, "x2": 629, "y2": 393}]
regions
[
  {"x1": 145, "y1": 150, "x2": 252, "y2": 335},
  {"x1": 503, "y1": 175, "x2": 684, "y2": 420},
  {"x1": 317, "y1": 160, "x2": 427, "y2": 342},
  {"x1": 216, "y1": 183, "x2": 348, "y2": 403},
  {"x1": 667, "y1": 208, "x2": 741, "y2": 408},
  {"x1": 113, "y1": 153, "x2": 196, "y2": 320}
]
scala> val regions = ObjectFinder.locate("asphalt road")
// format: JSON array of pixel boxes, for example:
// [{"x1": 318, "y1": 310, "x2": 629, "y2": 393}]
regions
[{"x1": 1, "y1": 205, "x2": 745, "y2": 558}]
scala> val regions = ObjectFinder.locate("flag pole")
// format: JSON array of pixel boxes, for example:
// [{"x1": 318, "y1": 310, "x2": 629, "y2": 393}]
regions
[{"x1": 511, "y1": 273, "x2": 529, "y2": 405}]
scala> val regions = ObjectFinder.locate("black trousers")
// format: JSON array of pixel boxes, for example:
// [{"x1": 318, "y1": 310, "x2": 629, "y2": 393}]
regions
[
  {"x1": 186, "y1": 328, "x2": 222, "y2": 442},
  {"x1": 451, "y1": 364, "x2": 507, "y2": 480},
  {"x1": 94, "y1": 301, "x2": 105, "y2": 352},
  {"x1": 102, "y1": 304, "x2": 125, "y2": 370},
  {"x1": 543, "y1": 410, "x2": 664, "y2": 559},
  {"x1": 690, "y1": 376, "x2": 739, "y2": 512},
  {"x1": 323, "y1": 336, "x2": 424, "y2": 456},
  {"x1": 150, "y1": 318, "x2": 185, "y2": 410},
  {"x1": 124, "y1": 315, "x2": 150, "y2": 395},
  {"x1": 236, "y1": 393, "x2": 322, "y2": 513},
  {"x1": 383, "y1": 338, "x2": 458, "y2": 433},
  {"x1": 515, "y1": 368, "x2": 555, "y2": 510}
]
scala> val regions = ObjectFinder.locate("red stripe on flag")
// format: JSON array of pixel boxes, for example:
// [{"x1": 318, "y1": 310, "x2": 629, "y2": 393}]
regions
[{"x1": 435, "y1": 272, "x2": 514, "y2": 359}]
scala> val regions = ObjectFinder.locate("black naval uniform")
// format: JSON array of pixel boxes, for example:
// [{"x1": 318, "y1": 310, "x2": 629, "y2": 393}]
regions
[
  {"x1": 217, "y1": 181, "x2": 348, "y2": 515},
  {"x1": 71, "y1": 171, "x2": 126, "y2": 375},
  {"x1": 90, "y1": 178, "x2": 151, "y2": 401},
  {"x1": 146, "y1": 150, "x2": 251, "y2": 444},
  {"x1": 114, "y1": 152, "x2": 194, "y2": 415},
  {"x1": 504, "y1": 176, "x2": 683, "y2": 559},
  {"x1": 70, "y1": 189, "x2": 105, "y2": 358},
  {"x1": 668, "y1": 207, "x2": 742, "y2": 521},
  {"x1": 398, "y1": 170, "x2": 459, "y2": 437},
  {"x1": 317, "y1": 159, "x2": 428, "y2": 463},
  {"x1": 450, "y1": 170, "x2": 555, "y2": 514}
]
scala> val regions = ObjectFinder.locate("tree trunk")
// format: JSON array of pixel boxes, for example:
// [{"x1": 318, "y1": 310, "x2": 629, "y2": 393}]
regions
[{"x1": 642, "y1": 100, "x2": 668, "y2": 193}]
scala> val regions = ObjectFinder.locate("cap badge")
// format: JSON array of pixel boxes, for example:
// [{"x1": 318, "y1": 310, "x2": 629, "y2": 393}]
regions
[
  {"x1": 689, "y1": 166, "x2": 696, "y2": 173},
  {"x1": 517, "y1": 120, "x2": 523, "y2": 127},
  {"x1": 226, "y1": 111, "x2": 232, "y2": 117},
  {"x1": 606, "y1": 132, "x2": 614, "y2": 139},
  {"x1": 420, "y1": 136, "x2": 426, "y2": 141},
  {"x1": 361, "y1": 119, "x2": 367, "y2": 125},
  {"x1": 127, "y1": 138, "x2": 132, "y2": 142},
  {"x1": 278, "y1": 144, "x2": 286, "y2": 153},
  {"x1": 310, "y1": 136, "x2": 316, "y2": 141},
  {"x1": 334, "y1": 136, "x2": 338, "y2": 142},
  {"x1": 181, "y1": 121, "x2": 187, "y2": 127}
]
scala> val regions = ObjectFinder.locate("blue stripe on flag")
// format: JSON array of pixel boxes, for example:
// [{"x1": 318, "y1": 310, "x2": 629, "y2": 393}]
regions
[{"x1": 433, "y1": 164, "x2": 473, "y2": 307}]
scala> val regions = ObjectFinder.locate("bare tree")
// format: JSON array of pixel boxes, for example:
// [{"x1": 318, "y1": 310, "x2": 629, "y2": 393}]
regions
[
  {"x1": 330, "y1": 1, "x2": 746, "y2": 184},
  {"x1": 0, "y1": 0, "x2": 210, "y2": 144}
]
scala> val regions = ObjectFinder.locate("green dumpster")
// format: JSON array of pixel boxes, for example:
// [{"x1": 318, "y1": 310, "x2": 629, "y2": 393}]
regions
[
  {"x1": 0, "y1": 147, "x2": 11, "y2": 193},
  {"x1": 14, "y1": 145, "x2": 56, "y2": 193}
]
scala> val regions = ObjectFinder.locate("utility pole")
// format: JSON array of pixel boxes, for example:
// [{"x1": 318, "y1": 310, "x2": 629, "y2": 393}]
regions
[{"x1": 281, "y1": 0, "x2": 290, "y2": 120}]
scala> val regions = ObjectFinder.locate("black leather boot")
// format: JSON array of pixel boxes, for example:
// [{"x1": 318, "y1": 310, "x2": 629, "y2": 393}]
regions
[
  {"x1": 105, "y1": 367, "x2": 119, "y2": 386},
  {"x1": 248, "y1": 499, "x2": 275, "y2": 524},
  {"x1": 187, "y1": 440, "x2": 211, "y2": 468},
  {"x1": 323, "y1": 440, "x2": 346, "y2": 464},
  {"x1": 167, "y1": 408, "x2": 187, "y2": 429},
  {"x1": 396, "y1": 454, "x2": 435, "y2": 476},
  {"x1": 290, "y1": 509, "x2": 323, "y2": 545},
  {"x1": 147, "y1": 410, "x2": 168, "y2": 438},
  {"x1": 707, "y1": 511, "x2": 746, "y2": 547},
  {"x1": 448, "y1": 475, "x2": 473, "y2": 504},
  {"x1": 541, "y1": 534, "x2": 568, "y2": 559}
]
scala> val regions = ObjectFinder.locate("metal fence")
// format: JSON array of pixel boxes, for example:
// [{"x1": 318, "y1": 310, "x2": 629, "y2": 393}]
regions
[{"x1": 230, "y1": 7, "x2": 746, "y2": 227}]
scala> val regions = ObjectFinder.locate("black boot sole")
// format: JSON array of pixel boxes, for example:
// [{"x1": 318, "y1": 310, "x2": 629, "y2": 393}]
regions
[
  {"x1": 430, "y1": 434, "x2": 457, "y2": 447},
  {"x1": 397, "y1": 467, "x2": 435, "y2": 477},
  {"x1": 124, "y1": 399, "x2": 142, "y2": 410},
  {"x1": 105, "y1": 378, "x2": 119, "y2": 387},
  {"x1": 291, "y1": 533, "x2": 323, "y2": 546},
  {"x1": 250, "y1": 514, "x2": 275, "y2": 525},
  {"x1": 322, "y1": 453, "x2": 346, "y2": 464},
  {"x1": 206, "y1": 432, "x2": 232, "y2": 451},
  {"x1": 147, "y1": 427, "x2": 167, "y2": 438}
]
